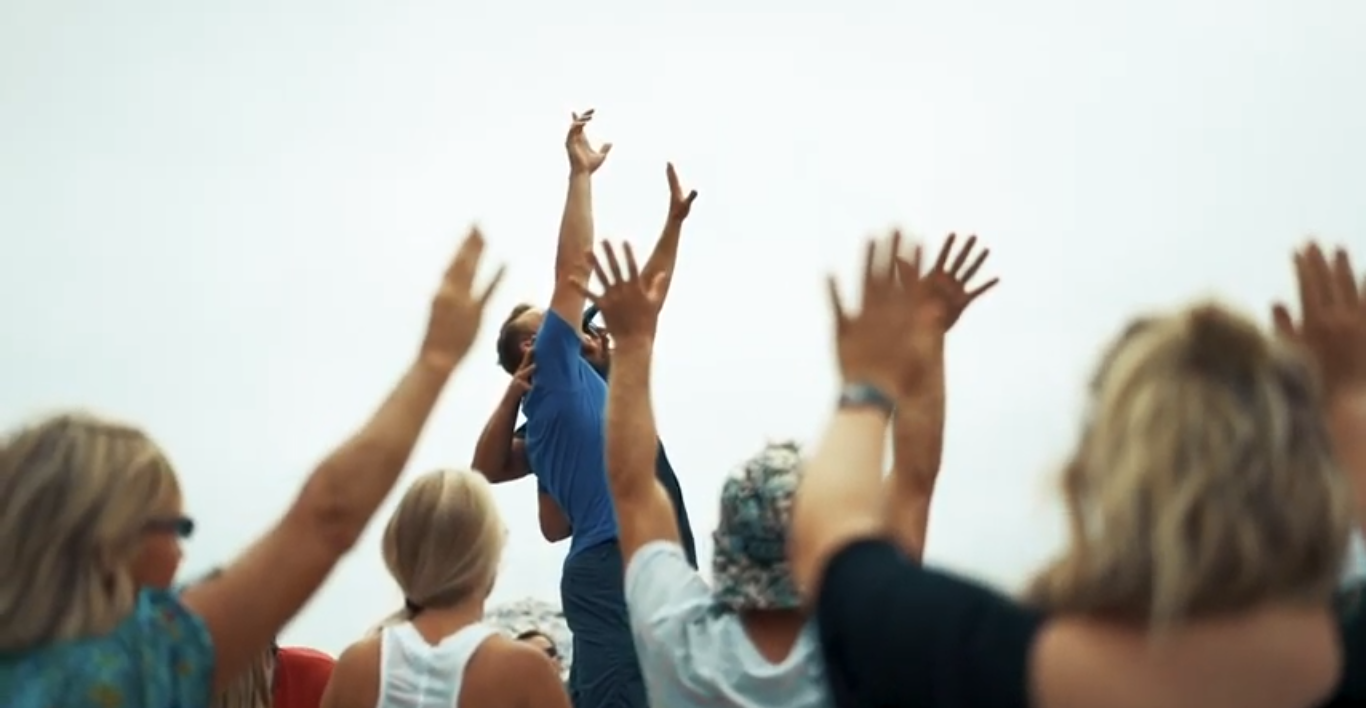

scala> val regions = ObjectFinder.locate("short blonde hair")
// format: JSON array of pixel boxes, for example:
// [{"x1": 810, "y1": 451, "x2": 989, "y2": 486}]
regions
[
  {"x1": 1027, "y1": 304, "x2": 1352, "y2": 630},
  {"x1": 0, "y1": 413, "x2": 180, "y2": 651},
  {"x1": 379, "y1": 469, "x2": 505, "y2": 624}
]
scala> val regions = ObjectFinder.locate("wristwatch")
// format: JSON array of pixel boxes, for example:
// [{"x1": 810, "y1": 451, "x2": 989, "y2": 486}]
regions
[{"x1": 838, "y1": 382, "x2": 896, "y2": 416}]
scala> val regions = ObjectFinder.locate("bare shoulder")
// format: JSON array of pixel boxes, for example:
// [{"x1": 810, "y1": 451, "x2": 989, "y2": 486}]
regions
[
  {"x1": 466, "y1": 634, "x2": 569, "y2": 708},
  {"x1": 1034, "y1": 611, "x2": 1339, "y2": 708},
  {"x1": 322, "y1": 636, "x2": 381, "y2": 708}
]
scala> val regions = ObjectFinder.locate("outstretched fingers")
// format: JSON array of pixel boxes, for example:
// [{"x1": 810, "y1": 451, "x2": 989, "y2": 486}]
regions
[
  {"x1": 621, "y1": 241, "x2": 641, "y2": 281},
  {"x1": 827, "y1": 274, "x2": 849, "y2": 335},
  {"x1": 444, "y1": 227, "x2": 485, "y2": 286},
  {"x1": 932, "y1": 233, "x2": 956, "y2": 273},
  {"x1": 601, "y1": 240, "x2": 625, "y2": 284},
  {"x1": 958, "y1": 244, "x2": 991, "y2": 285},
  {"x1": 1332, "y1": 248, "x2": 1361, "y2": 308},
  {"x1": 947, "y1": 235, "x2": 978, "y2": 277},
  {"x1": 965, "y1": 276, "x2": 1000, "y2": 303},
  {"x1": 442, "y1": 226, "x2": 505, "y2": 307},
  {"x1": 895, "y1": 244, "x2": 924, "y2": 290},
  {"x1": 1271, "y1": 302, "x2": 1298, "y2": 340},
  {"x1": 589, "y1": 250, "x2": 611, "y2": 293}
]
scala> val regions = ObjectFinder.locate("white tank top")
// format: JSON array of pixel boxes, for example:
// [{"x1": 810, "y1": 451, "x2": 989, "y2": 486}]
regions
[{"x1": 376, "y1": 621, "x2": 499, "y2": 708}]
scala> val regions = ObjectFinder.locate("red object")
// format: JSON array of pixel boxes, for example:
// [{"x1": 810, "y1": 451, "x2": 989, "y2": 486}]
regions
[{"x1": 273, "y1": 646, "x2": 336, "y2": 708}]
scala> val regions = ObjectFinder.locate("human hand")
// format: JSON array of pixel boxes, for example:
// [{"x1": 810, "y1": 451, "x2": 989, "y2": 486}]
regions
[
  {"x1": 827, "y1": 232, "x2": 919, "y2": 397},
  {"x1": 572, "y1": 241, "x2": 667, "y2": 342},
  {"x1": 566, "y1": 109, "x2": 612, "y2": 175},
  {"x1": 898, "y1": 233, "x2": 999, "y2": 333},
  {"x1": 508, "y1": 349, "x2": 536, "y2": 396},
  {"x1": 420, "y1": 227, "x2": 506, "y2": 373},
  {"x1": 1271, "y1": 242, "x2": 1366, "y2": 401},
  {"x1": 665, "y1": 162, "x2": 698, "y2": 222}
]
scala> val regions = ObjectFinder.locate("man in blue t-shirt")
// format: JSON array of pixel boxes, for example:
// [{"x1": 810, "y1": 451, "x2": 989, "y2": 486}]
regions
[
  {"x1": 467, "y1": 111, "x2": 699, "y2": 708},
  {"x1": 507, "y1": 306, "x2": 698, "y2": 567}
]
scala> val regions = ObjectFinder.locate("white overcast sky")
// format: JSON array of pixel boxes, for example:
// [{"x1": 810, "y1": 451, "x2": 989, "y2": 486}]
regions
[{"x1": 3, "y1": 0, "x2": 1365, "y2": 653}]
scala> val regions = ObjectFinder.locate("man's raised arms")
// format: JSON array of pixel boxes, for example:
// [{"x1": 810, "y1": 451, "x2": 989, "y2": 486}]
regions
[
  {"x1": 549, "y1": 109, "x2": 612, "y2": 327},
  {"x1": 574, "y1": 240, "x2": 681, "y2": 564},
  {"x1": 638, "y1": 163, "x2": 698, "y2": 312}
]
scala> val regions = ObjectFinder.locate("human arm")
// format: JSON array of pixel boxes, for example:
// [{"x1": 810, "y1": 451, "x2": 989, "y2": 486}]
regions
[
  {"x1": 575, "y1": 239, "x2": 682, "y2": 566},
  {"x1": 470, "y1": 391, "x2": 530, "y2": 484},
  {"x1": 1329, "y1": 392, "x2": 1366, "y2": 533},
  {"x1": 549, "y1": 111, "x2": 610, "y2": 327},
  {"x1": 604, "y1": 335, "x2": 681, "y2": 564},
  {"x1": 887, "y1": 343, "x2": 945, "y2": 560},
  {"x1": 181, "y1": 228, "x2": 502, "y2": 691},
  {"x1": 791, "y1": 406, "x2": 893, "y2": 600},
  {"x1": 884, "y1": 234, "x2": 997, "y2": 559},
  {"x1": 638, "y1": 163, "x2": 697, "y2": 311},
  {"x1": 538, "y1": 487, "x2": 572, "y2": 542}
]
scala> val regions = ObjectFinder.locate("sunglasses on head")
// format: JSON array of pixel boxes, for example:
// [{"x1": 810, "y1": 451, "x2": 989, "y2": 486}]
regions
[{"x1": 144, "y1": 515, "x2": 196, "y2": 539}]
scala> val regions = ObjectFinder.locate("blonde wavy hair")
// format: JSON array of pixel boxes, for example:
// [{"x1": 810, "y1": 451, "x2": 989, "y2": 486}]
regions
[
  {"x1": 213, "y1": 645, "x2": 275, "y2": 708},
  {"x1": 378, "y1": 469, "x2": 506, "y2": 626},
  {"x1": 0, "y1": 413, "x2": 180, "y2": 651},
  {"x1": 1025, "y1": 304, "x2": 1352, "y2": 630}
]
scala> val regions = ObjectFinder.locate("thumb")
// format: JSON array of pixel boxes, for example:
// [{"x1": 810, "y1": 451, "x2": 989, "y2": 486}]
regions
[
  {"x1": 598, "y1": 142, "x2": 614, "y2": 158},
  {"x1": 1271, "y1": 303, "x2": 1298, "y2": 339}
]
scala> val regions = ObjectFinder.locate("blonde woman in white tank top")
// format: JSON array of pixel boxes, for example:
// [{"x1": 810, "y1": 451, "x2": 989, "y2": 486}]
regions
[{"x1": 320, "y1": 469, "x2": 569, "y2": 708}]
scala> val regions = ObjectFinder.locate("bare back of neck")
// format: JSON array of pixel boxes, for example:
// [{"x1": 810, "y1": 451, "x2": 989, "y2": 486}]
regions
[
  {"x1": 407, "y1": 599, "x2": 487, "y2": 646},
  {"x1": 738, "y1": 609, "x2": 807, "y2": 664}
]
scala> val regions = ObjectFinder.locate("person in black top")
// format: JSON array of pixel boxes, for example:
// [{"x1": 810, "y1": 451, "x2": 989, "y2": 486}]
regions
[{"x1": 790, "y1": 236, "x2": 1359, "y2": 708}]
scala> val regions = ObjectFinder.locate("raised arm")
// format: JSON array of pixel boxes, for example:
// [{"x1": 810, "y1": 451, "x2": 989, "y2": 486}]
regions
[
  {"x1": 549, "y1": 110, "x2": 611, "y2": 327},
  {"x1": 638, "y1": 163, "x2": 698, "y2": 311},
  {"x1": 182, "y1": 228, "x2": 504, "y2": 691},
  {"x1": 886, "y1": 235, "x2": 998, "y2": 559},
  {"x1": 792, "y1": 233, "x2": 922, "y2": 600},
  {"x1": 574, "y1": 240, "x2": 680, "y2": 565},
  {"x1": 470, "y1": 356, "x2": 533, "y2": 484},
  {"x1": 1272, "y1": 243, "x2": 1366, "y2": 534}
]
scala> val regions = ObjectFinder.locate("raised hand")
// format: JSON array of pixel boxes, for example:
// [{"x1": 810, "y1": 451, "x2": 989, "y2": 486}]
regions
[
  {"x1": 566, "y1": 109, "x2": 613, "y2": 175},
  {"x1": 573, "y1": 241, "x2": 667, "y2": 342},
  {"x1": 421, "y1": 227, "x2": 506, "y2": 372},
  {"x1": 1272, "y1": 242, "x2": 1366, "y2": 400},
  {"x1": 665, "y1": 162, "x2": 698, "y2": 222},
  {"x1": 897, "y1": 233, "x2": 999, "y2": 333},
  {"x1": 827, "y1": 232, "x2": 919, "y2": 397},
  {"x1": 508, "y1": 349, "x2": 536, "y2": 396}
]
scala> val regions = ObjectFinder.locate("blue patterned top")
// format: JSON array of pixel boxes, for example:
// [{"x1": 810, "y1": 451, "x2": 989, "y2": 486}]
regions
[{"x1": 0, "y1": 588, "x2": 215, "y2": 708}]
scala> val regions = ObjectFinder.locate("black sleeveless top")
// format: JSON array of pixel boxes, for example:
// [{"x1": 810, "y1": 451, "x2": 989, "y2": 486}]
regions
[{"x1": 815, "y1": 539, "x2": 1366, "y2": 708}]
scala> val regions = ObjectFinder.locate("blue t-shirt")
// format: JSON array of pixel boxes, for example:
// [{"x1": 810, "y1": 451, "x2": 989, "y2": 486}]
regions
[
  {"x1": 523, "y1": 309, "x2": 617, "y2": 557},
  {"x1": 0, "y1": 588, "x2": 216, "y2": 708}
]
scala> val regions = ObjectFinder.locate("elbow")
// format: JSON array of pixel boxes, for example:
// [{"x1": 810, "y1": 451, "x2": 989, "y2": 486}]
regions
[
  {"x1": 540, "y1": 525, "x2": 572, "y2": 543},
  {"x1": 538, "y1": 513, "x2": 572, "y2": 542},
  {"x1": 294, "y1": 459, "x2": 383, "y2": 558}
]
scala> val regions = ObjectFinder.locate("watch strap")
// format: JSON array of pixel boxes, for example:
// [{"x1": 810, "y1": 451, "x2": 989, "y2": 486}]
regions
[{"x1": 838, "y1": 382, "x2": 896, "y2": 415}]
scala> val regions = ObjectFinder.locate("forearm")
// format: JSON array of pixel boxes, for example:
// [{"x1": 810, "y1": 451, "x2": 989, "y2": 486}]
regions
[
  {"x1": 641, "y1": 218, "x2": 683, "y2": 305},
  {"x1": 792, "y1": 406, "x2": 891, "y2": 599},
  {"x1": 471, "y1": 391, "x2": 521, "y2": 478},
  {"x1": 605, "y1": 339, "x2": 659, "y2": 497},
  {"x1": 554, "y1": 173, "x2": 594, "y2": 280},
  {"x1": 303, "y1": 359, "x2": 452, "y2": 552},
  {"x1": 1330, "y1": 391, "x2": 1366, "y2": 533},
  {"x1": 885, "y1": 353, "x2": 946, "y2": 559}
]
